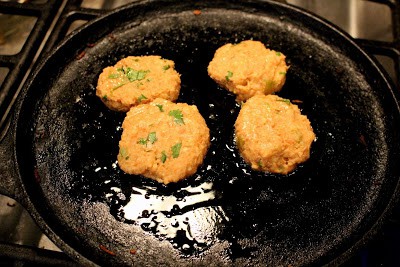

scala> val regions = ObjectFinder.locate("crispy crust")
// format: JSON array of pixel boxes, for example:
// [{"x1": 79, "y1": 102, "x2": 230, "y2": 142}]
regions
[
  {"x1": 208, "y1": 40, "x2": 289, "y2": 102},
  {"x1": 96, "y1": 56, "x2": 181, "y2": 112},
  {"x1": 117, "y1": 98, "x2": 210, "y2": 184},
  {"x1": 235, "y1": 95, "x2": 315, "y2": 174}
]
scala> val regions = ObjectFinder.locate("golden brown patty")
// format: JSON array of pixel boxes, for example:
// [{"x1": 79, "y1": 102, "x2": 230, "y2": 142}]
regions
[
  {"x1": 96, "y1": 56, "x2": 181, "y2": 112},
  {"x1": 208, "y1": 40, "x2": 289, "y2": 102},
  {"x1": 117, "y1": 98, "x2": 210, "y2": 184},
  {"x1": 235, "y1": 95, "x2": 315, "y2": 174}
]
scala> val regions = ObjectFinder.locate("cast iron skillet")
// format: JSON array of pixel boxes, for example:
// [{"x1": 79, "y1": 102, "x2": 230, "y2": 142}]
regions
[{"x1": 1, "y1": 0, "x2": 400, "y2": 266}]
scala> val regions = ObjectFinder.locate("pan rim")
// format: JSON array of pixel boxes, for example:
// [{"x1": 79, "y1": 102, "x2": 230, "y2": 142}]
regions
[{"x1": 8, "y1": 0, "x2": 400, "y2": 266}]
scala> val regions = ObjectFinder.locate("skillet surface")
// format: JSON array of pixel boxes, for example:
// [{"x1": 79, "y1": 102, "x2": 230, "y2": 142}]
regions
[{"x1": 12, "y1": 0, "x2": 400, "y2": 266}]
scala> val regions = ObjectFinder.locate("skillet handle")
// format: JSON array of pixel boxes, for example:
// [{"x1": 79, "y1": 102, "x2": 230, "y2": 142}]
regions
[{"x1": 0, "y1": 122, "x2": 23, "y2": 202}]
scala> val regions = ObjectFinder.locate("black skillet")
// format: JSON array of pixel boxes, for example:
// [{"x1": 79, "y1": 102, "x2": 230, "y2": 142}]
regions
[{"x1": 1, "y1": 0, "x2": 400, "y2": 266}]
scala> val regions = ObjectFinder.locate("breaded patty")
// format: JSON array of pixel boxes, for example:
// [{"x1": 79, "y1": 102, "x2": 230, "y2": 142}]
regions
[
  {"x1": 118, "y1": 98, "x2": 210, "y2": 184},
  {"x1": 208, "y1": 40, "x2": 289, "y2": 102},
  {"x1": 96, "y1": 56, "x2": 181, "y2": 112},
  {"x1": 235, "y1": 95, "x2": 315, "y2": 174}
]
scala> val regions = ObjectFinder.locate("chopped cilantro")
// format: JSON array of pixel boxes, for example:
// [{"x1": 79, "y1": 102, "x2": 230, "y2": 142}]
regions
[
  {"x1": 137, "y1": 132, "x2": 157, "y2": 146},
  {"x1": 112, "y1": 83, "x2": 127, "y2": 91},
  {"x1": 102, "y1": 95, "x2": 108, "y2": 101},
  {"x1": 171, "y1": 142, "x2": 182, "y2": 158},
  {"x1": 137, "y1": 94, "x2": 147, "y2": 103},
  {"x1": 279, "y1": 71, "x2": 286, "y2": 75},
  {"x1": 126, "y1": 68, "x2": 149, "y2": 82},
  {"x1": 156, "y1": 104, "x2": 164, "y2": 112},
  {"x1": 108, "y1": 73, "x2": 120, "y2": 79},
  {"x1": 116, "y1": 67, "x2": 150, "y2": 82},
  {"x1": 225, "y1": 71, "x2": 233, "y2": 81},
  {"x1": 276, "y1": 52, "x2": 282, "y2": 56},
  {"x1": 148, "y1": 132, "x2": 157, "y2": 144},
  {"x1": 163, "y1": 65, "x2": 170, "y2": 71},
  {"x1": 137, "y1": 138, "x2": 148, "y2": 145},
  {"x1": 169, "y1": 110, "x2": 184, "y2": 125},
  {"x1": 161, "y1": 151, "x2": 167, "y2": 163},
  {"x1": 276, "y1": 98, "x2": 291, "y2": 105}
]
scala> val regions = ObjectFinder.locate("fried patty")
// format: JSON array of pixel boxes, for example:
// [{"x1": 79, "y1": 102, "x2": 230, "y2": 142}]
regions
[
  {"x1": 235, "y1": 95, "x2": 315, "y2": 174},
  {"x1": 96, "y1": 56, "x2": 181, "y2": 112},
  {"x1": 208, "y1": 40, "x2": 289, "y2": 102},
  {"x1": 118, "y1": 98, "x2": 210, "y2": 184}
]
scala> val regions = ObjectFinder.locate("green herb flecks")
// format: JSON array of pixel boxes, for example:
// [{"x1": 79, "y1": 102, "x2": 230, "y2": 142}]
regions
[
  {"x1": 119, "y1": 147, "x2": 129, "y2": 160},
  {"x1": 102, "y1": 95, "x2": 108, "y2": 101},
  {"x1": 117, "y1": 67, "x2": 149, "y2": 82},
  {"x1": 279, "y1": 71, "x2": 286, "y2": 75},
  {"x1": 161, "y1": 151, "x2": 167, "y2": 163},
  {"x1": 137, "y1": 94, "x2": 147, "y2": 103},
  {"x1": 126, "y1": 68, "x2": 149, "y2": 82},
  {"x1": 156, "y1": 104, "x2": 164, "y2": 112},
  {"x1": 108, "y1": 73, "x2": 120, "y2": 79},
  {"x1": 171, "y1": 142, "x2": 182, "y2": 158},
  {"x1": 112, "y1": 83, "x2": 127, "y2": 91},
  {"x1": 225, "y1": 70, "x2": 233, "y2": 81},
  {"x1": 163, "y1": 65, "x2": 170, "y2": 71},
  {"x1": 276, "y1": 98, "x2": 291, "y2": 105},
  {"x1": 148, "y1": 132, "x2": 157, "y2": 144},
  {"x1": 275, "y1": 52, "x2": 282, "y2": 56},
  {"x1": 137, "y1": 132, "x2": 157, "y2": 146},
  {"x1": 169, "y1": 109, "x2": 184, "y2": 125},
  {"x1": 137, "y1": 138, "x2": 148, "y2": 145}
]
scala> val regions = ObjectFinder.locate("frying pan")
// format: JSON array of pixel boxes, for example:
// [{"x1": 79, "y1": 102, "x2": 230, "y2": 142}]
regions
[{"x1": 1, "y1": 0, "x2": 400, "y2": 266}]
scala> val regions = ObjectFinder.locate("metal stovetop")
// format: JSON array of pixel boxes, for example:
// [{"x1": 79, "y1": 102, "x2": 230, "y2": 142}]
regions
[{"x1": 0, "y1": 0, "x2": 399, "y2": 266}]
